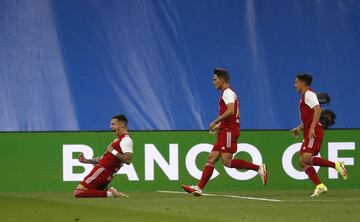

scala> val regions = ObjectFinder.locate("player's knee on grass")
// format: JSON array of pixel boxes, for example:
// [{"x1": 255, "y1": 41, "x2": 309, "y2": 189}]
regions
[
  {"x1": 74, "y1": 184, "x2": 87, "y2": 197},
  {"x1": 74, "y1": 189, "x2": 83, "y2": 198}
]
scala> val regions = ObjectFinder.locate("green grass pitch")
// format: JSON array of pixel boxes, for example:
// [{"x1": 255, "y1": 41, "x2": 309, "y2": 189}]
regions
[{"x1": 1, "y1": 190, "x2": 359, "y2": 222}]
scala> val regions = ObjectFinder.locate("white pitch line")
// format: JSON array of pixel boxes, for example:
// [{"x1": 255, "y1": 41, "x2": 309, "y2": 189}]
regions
[
  {"x1": 285, "y1": 199, "x2": 360, "y2": 202},
  {"x1": 157, "y1": 190, "x2": 282, "y2": 202}
]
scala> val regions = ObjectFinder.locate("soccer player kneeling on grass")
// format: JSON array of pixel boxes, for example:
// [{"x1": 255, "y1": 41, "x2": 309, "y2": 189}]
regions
[
  {"x1": 291, "y1": 73, "x2": 347, "y2": 197},
  {"x1": 74, "y1": 115, "x2": 133, "y2": 198},
  {"x1": 182, "y1": 68, "x2": 267, "y2": 197}
]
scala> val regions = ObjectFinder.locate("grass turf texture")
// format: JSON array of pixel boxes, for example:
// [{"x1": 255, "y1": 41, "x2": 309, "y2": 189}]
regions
[{"x1": 0, "y1": 190, "x2": 359, "y2": 222}]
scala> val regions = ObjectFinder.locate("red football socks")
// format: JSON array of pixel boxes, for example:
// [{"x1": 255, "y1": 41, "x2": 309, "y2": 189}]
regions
[
  {"x1": 230, "y1": 159, "x2": 260, "y2": 171},
  {"x1": 74, "y1": 189, "x2": 107, "y2": 198},
  {"x1": 305, "y1": 167, "x2": 321, "y2": 185},
  {"x1": 311, "y1": 157, "x2": 335, "y2": 168},
  {"x1": 197, "y1": 165, "x2": 215, "y2": 189}
]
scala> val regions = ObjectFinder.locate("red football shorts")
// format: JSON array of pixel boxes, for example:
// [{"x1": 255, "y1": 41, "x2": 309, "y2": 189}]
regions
[
  {"x1": 300, "y1": 137, "x2": 323, "y2": 156},
  {"x1": 212, "y1": 130, "x2": 240, "y2": 153},
  {"x1": 80, "y1": 165, "x2": 114, "y2": 190}
]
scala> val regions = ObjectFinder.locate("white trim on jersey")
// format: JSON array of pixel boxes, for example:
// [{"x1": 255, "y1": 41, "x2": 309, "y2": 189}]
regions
[
  {"x1": 222, "y1": 88, "x2": 236, "y2": 105},
  {"x1": 304, "y1": 90, "x2": 319, "y2": 109},
  {"x1": 120, "y1": 136, "x2": 133, "y2": 153},
  {"x1": 226, "y1": 131, "x2": 231, "y2": 148},
  {"x1": 85, "y1": 167, "x2": 104, "y2": 184},
  {"x1": 308, "y1": 138, "x2": 315, "y2": 148}
]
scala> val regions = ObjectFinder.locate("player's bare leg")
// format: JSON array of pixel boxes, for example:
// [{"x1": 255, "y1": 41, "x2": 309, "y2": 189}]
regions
[
  {"x1": 222, "y1": 153, "x2": 267, "y2": 185},
  {"x1": 182, "y1": 151, "x2": 220, "y2": 196}
]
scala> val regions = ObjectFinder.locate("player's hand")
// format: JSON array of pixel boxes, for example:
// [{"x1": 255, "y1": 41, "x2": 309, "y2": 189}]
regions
[
  {"x1": 209, "y1": 122, "x2": 220, "y2": 134},
  {"x1": 290, "y1": 127, "x2": 300, "y2": 139},
  {"x1": 78, "y1": 153, "x2": 88, "y2": 163},
  {"x1": 209, "y1": 128, "x2": 219, "y2": 134},
  {"x1": 309, "y1": 127, "x2": 316, "y2": 140},
  {"x1": 209, "y1": 120, "x2": 219, "y2": 131}
]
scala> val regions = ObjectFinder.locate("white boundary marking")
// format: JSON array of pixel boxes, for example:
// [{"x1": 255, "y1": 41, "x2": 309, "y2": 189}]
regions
[
  {"x1": 157, "y1": 190, "x2": 282, "y2": 202},
  {"x1": 285, "y1": 199, "x2": 360, "y2": 202},
  {"x1": 157, "y1": 190, "x2": 360, "y2": 202}
]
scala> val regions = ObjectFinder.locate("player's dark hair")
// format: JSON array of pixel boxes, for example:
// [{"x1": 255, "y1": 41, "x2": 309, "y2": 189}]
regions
[
  {"x1": 296, "y1": 73, "x2": 313, "y2": 86},
  {"x1": 112, "y1": 114, "x2": 128, "y2": 126},
  {"x1": 214, "y1": 68, "x2": 230, "y2": 83}
]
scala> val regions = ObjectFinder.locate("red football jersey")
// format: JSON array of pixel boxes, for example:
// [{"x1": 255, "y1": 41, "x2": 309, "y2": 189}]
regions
[
  {"x1": 98, "y1": 133, "x2": 133, "y2": 172},
  {"x1": 299, "y1": 89, "x2": 323, "y2": 139},
  {"x1": 218, "y1": 87, "x2": 240, "y2": 132}
]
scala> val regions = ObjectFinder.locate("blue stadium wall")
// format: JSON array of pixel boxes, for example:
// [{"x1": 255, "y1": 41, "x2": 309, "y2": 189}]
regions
[{"x1": 0, "y1": 0, "x2": 359, "y2": 131}]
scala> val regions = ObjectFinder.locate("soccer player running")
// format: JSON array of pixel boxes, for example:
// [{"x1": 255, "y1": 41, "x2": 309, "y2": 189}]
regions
[
  {"x1": 182, "y1": 68, "x2": 267, "y2": 196},
  {"x1": 291, "y1": 73, "x2": 347, "y2": 197},
  {"x1": 74, "y1": 115, "x2": 133, "y2": 198}
]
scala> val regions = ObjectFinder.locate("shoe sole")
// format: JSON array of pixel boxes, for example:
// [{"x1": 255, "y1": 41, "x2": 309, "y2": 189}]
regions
[
  {"x1": 339, "y1": 162, "x2": 348, "y2": 180},
  {"x1": 310, "y1": 192, "x2": 327, "y2": 197},
  {"x1": 310, "y1": 189, "x2": 328, "y2": 197},
  {"x1": 193, "y1": 192, "x2": 202, "y2": 197}
]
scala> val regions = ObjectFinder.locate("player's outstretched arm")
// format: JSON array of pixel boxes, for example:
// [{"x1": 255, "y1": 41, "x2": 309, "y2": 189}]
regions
[{"x1": 78, "y1": 153, "x2": 101, "y2": 164}]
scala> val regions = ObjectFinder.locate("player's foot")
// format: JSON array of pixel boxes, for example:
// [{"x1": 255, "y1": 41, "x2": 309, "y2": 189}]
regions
[
  {"x1": 335, "y1": 161, "x2": 347, "y2": 180},
  {"x1": 108, "y1": 187, "x2": 129, "y2": 198},
  {"x1": 258, "y1": 163, "x2": 267, "y2": 185},
  {"x1": 310, "y1": 183, "x2": 328, "y2": 197},
  {"x1": 181, "y1": 184, "x2": 203, "y2": 197}
]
